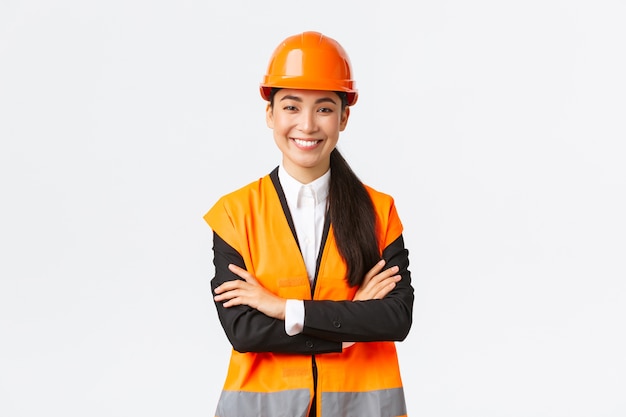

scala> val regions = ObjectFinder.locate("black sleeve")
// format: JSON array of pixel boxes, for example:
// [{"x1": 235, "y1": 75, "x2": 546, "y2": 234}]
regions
[
  {"x1": 211, "y1": 232, "x2": 342, "y2": 354},
  {"x1": 301, "y1": 235, "x2": 414, "y2": 342}
]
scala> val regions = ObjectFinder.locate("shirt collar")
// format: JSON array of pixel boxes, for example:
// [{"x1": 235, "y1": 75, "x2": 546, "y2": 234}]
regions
[{"x1": 278, "y1": 164, "x2": 330, "y2": 207}]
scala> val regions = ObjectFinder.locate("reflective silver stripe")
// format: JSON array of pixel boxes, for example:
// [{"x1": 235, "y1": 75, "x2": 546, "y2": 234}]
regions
[
  {"x1": 215, "y1": 389, "x2": 310, "y2": 417},
  {"x1": 322, "y1": 387, "x2": 407, "y2": 417}
]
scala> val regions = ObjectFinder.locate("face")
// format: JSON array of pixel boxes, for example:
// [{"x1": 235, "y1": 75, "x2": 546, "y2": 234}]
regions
[{"x1": 266, "y1": 89, "x2": 350, "y2": 183}]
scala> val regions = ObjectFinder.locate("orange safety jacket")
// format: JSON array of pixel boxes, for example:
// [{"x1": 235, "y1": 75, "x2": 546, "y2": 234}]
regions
[{"x1": 205, "y1": 168, "x2": 414, "y2": 417}]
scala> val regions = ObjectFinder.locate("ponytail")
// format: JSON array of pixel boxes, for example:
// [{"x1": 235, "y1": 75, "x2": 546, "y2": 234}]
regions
[{"x1": 329, "y1": 148, "x2": 380, "y2": 287}]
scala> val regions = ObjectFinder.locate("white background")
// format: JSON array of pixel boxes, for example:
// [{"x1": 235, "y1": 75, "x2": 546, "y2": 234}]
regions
[{"x1": 1, "y1": 1, "x2": 625, "y2": 416}]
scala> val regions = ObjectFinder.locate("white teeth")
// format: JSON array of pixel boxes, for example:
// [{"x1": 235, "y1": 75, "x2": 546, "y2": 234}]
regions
[{"x1": 294, "y1": 139, "x2": 319, "y2": 148}]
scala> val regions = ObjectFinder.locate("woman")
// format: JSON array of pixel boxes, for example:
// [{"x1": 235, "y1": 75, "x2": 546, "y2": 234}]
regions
[{"x1": 204, "y1": 31, "x2": 414, "y2": 417}]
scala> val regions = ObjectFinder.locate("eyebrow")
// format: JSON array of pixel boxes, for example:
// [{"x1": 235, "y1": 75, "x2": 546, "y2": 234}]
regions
[{"x1": 279, "y1": 95, "x2": 337, "y2": 105}]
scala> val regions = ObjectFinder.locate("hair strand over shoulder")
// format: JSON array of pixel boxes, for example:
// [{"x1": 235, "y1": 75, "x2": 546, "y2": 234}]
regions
[{"x1": 328, "y1": 149, "x2": 380, "y2": 287}]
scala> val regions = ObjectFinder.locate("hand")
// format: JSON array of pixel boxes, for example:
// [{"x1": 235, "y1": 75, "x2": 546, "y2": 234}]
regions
[
  {"x1": 353, "y1": 260, "x2": 401, "y2": 301},
  {"x1": 214, "y1": 264, "x2": 287, "y2": 320}
]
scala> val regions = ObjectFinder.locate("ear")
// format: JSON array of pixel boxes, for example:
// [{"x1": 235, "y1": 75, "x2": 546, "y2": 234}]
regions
[
  {"x1": 265, "y1": 103, "x2": 274, "y2": 129},
  {"x1": 339, "y1": 107, "x2": 350, "y2": 132}
]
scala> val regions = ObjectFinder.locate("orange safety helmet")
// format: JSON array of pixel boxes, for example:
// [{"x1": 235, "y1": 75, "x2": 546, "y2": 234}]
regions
[{"x1": 260, "y1": 31, "x2": 358, "y2": 106}]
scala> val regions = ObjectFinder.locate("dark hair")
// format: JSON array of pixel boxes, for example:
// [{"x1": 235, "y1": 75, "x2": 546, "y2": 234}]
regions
[{"x1": 269, "y1": 88, "x2": 380, "y2": 286}]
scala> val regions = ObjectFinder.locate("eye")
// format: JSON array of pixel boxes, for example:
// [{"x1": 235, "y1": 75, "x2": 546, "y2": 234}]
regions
[
  {"x1": 282, "y1": 105, "x2": 298, "y2": 111},
  {"x1": 317, "y1": 107, "x2": 334, "y2": 113}
]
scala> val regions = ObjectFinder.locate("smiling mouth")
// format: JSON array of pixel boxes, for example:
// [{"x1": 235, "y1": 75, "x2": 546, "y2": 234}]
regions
[{"x1": 292, "y1": 138, "x2": 322, "y2": 148}]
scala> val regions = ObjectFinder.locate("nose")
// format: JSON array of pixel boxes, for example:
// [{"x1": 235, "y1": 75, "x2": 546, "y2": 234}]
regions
[{"x1": 297, "y1": 109, "x2": 318, "y2": 133}]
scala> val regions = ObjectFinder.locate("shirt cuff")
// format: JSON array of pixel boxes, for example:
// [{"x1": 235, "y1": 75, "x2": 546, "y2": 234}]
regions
[
  {"x1": 284, "y1": 299, "x2": 304, "y2": 336},
  {"x1": 342, "y1": 342, "x2": 355, "y2": 350}
]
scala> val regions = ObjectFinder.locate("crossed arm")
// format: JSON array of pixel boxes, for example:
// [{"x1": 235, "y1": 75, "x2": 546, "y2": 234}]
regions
[{"x1": 211, "y1": 232, "x2": 414, "y2": 354}]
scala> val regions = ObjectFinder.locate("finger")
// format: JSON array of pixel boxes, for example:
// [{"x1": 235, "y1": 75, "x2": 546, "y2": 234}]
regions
[
  {"x1": 363, "y1": 259, "x2": 386, "y2": 283},
  {"x1": 228, "y1": 264, "x2": 257, "y2": 284},
  {"x1": 373, "y1": 281, "x2": 398, "y2": 299},
  {"x1": 214, "y1": 287, "x2": 241, "y2": 302},
  {"x1": 222, "y1": 298, "x2": 244, "y2": 308},
  {"x1": 214, "y1": 279, "x2": 246, "y2": 294},
  {"x1": 221, "y1": 294, "x2": 247, "y2": 308},
  {"x1": 372, "y1": 275, "x2": 401, "y2": 299},
  {"x1": 368, "y1": 265, "x2": 399, "y2": 287}
]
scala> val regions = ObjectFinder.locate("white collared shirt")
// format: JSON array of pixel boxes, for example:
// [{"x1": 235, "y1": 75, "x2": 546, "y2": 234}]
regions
[{"x1": 278, "y1": 165, "x2": 330, "y2": 336}]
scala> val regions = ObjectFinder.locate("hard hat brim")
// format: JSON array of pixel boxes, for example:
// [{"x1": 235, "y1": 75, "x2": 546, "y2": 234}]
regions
[{"x1": 259, "y1": 82, "x2": 358, "y2": 106}]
